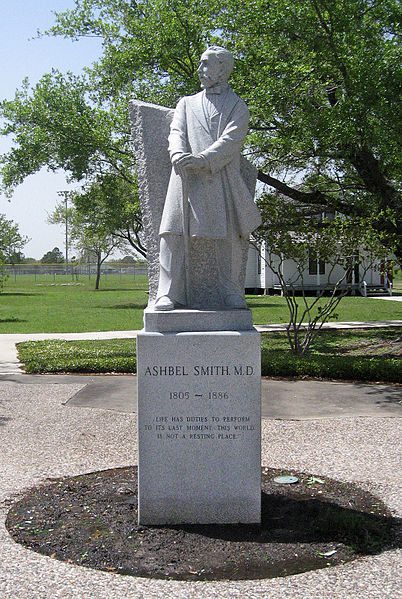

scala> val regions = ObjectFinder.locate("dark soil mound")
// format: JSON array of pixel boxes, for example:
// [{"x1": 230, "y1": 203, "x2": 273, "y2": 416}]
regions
[{"x1": 6, "y1": 467, "x2": 399, "y2": 581}]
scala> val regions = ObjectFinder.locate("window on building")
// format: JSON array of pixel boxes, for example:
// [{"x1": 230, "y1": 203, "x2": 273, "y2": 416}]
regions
[{"x1": 308, "y1": 255, "x2": 325, "y2": 275}]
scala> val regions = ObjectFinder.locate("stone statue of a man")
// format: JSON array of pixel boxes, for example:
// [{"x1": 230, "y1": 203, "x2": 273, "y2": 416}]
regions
[{"x1": 154, "y1": 46, "x2": 261, "y2": 311}]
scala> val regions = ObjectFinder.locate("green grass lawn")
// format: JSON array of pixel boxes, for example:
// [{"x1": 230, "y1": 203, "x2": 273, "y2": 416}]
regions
[
  {"x1": 17, "y1": 328, "x2": 401, "y2": 382},
  {"x1": 248, "y1": 294, "x2": 402, "y2": 325},
  {"x1": 0, "y1": 274, "x2": 148, "y2": 333},
  {"x1": 1, "y1": 273, "x2": 402, "y2": 334}
]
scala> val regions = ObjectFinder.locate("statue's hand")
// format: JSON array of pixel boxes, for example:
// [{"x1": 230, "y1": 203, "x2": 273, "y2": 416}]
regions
[
  {"x1": 172, "y1": 152, "x2": 191, "y2": 174},
  {"x1": 174, "y1": 153, "x2": 209, "y2": 174}
]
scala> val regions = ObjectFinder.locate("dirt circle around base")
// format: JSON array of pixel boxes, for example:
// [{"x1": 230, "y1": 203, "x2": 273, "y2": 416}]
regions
[{"x1": 6, "y1": 467, "x2": 399, "y2": 582}]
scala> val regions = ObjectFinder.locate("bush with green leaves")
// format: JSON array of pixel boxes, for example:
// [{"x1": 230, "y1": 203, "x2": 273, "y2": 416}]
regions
[{"x1": 17, "y1": 329, "x2": 401, "y2": 383}]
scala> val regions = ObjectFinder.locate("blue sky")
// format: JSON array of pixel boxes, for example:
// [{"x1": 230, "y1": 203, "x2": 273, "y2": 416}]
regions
[{"x1": 0, "y1": 0, "x2": 102, "y2": 258}]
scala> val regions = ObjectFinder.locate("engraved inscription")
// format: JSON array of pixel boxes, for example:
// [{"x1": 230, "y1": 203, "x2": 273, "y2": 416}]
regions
[
  {"x1": 141, "y1": 356, "x2": 259, "y2": 443},
  {"x1": 167, "y1": 390, "x2": 230, "y2": 400},
  {"x1": 144, "y1": 364, "x2": 254, "y2": 376},
  {"x1": 142, "y1": 414, "x2": 256, "y2": 442}
]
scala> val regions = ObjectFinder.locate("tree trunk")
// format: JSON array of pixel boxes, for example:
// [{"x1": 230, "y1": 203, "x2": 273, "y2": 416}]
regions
[{"x1": 95, "y1": 252, "x2": 101, "y2": 290}]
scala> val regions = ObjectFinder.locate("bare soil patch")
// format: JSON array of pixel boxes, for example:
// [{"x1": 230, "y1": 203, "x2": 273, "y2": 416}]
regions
[{"x1": 6, "y1": 467, "x2": 399, "y2": 581}]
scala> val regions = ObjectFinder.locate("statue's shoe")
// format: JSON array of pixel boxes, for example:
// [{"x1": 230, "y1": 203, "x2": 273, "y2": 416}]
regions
[
  {"x1": 223, "y1": 294, "x2": 247, "y2": 309},
  {"x1": 154, "y1": 296, "x2": 175, "y2": 311}
]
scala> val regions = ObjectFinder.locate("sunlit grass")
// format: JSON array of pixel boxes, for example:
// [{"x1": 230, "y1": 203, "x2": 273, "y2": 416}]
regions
[
  {"x1": 0, "y1": 275, "x2": 148, "y2": 333},
  {"x1": 1, "y1": 274, "x2": 401, "y2": 334}
]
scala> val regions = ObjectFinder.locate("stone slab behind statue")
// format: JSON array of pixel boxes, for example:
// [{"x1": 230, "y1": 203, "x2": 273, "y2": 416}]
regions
[
  {"x1": 129, "y1": 100, "x2": 257, "y2": 309},
  {"x1": 137, "y1": 329, "x2": 261, "y2": 524}
]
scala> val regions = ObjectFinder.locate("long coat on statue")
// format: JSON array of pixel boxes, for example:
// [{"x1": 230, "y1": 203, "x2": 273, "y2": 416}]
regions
[{"x1": 159, "y1": 86, "x2": 262, "y2": 239}]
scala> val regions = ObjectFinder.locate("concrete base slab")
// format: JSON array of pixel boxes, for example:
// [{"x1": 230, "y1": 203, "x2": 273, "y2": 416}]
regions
[{"x1": 260, "y1": 379, "x2": 402, "y2": 420}]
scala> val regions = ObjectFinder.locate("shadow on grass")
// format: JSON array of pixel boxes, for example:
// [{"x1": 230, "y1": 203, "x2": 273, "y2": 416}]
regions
[
  {"x1": 260, "y1": 346, "x2": 401, "y2": 383},
  {"x1": 105, "y1": 303, "x2": 148, "y2": 310},
  {"x1": 0, "y1": 292, "x2": 44, "y2": 297},
  {"x1": 247, "y1": 302, "x2": 284, "y2": 308},
  {"x1": 267, "y1": 329, "x2": 401, "y2": 357},
  {"x1": 0, "y1": 318, "x2": 27, "y2": 323},
  {"x1": 94, "y1": 288, "x2": 146, "y2": 293}
]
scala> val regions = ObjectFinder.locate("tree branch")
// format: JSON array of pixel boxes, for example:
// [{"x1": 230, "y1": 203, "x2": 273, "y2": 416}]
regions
[
  {"x1": 348, "y1": 146, "x2": 400, "y2": 210},
  {"x1": 257, "y1": 170, "x2": 352, "y2": 213}
]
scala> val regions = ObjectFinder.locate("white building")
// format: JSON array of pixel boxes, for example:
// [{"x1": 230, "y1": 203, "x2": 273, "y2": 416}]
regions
[{"x1": 245, "y1": 241, "x2": 393, "y2": 296}]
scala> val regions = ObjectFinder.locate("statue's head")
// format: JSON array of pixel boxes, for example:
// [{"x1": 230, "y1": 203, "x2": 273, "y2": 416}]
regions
[{"x1": 197, "y1": 46, "x2": 235, "y2": 89}]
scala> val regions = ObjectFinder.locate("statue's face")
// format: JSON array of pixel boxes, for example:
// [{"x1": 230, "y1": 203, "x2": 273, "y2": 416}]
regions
[{"x1": 197, "y1": 51, "x2": 223, "y2": 89}]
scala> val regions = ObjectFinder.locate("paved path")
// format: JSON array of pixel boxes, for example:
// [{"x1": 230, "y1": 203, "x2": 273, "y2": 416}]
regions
[
  {"x1": 0, "y1": 378, "x2": 400, "y2": 598},
  {"x1": 0, "y1": 319, "x2": 401, "y2": 598},
  {"x1": 1, "y1": 373, "x2": 401, "y2": 420},
  {"x1": 1, "y1": 320, "x2": 401, "y2": 374},
  {"x1": 368, "y1": 294, "x2": 402, "y2": 301}
]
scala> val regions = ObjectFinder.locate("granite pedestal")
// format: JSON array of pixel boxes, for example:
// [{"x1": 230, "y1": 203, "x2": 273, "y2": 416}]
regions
[
  {"x1": 137, "y1": 325, "x2": 261, "y2": 525},
  {"x1": 143, "y1": 306, "x2": 253, "y2": 332}
]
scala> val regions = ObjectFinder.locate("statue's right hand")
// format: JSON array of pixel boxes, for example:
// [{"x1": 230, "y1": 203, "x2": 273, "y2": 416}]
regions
[
  {"x1": 174, "y1": 153, "x2": 209, "y2": 174},
  {"x1": 172, "y1": 153, "x2": 192, "y2": 175}
]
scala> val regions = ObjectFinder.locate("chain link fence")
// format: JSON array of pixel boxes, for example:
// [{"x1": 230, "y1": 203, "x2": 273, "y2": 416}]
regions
[{"x1": 3, "y1": 262, "x2": 148, "y2": 284}]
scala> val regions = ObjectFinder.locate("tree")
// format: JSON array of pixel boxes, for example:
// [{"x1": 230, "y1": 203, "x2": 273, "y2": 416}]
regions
[
  {"x1": 224, "y1": 0, "x2": 401, "y2": 261},
  {"x1": 0, "y1": 0, "x2": 399, "y2": 266},
  {"x1": 73, "y1": 174, "x2": 146, "y2": 258},
  {"x1": 0, "y1": 214, "x2": 27, "y2": 261},
  {"x1": 73, "y1": 227, "x2": 121, "y2": 291},
  {"x1": 6, "y1": 250, "x2": 26, "y2": 264},
  {"x1": 0, "y1": 73, "x2": 145, "y2": 257},
  {"x1": 40, "y1": 247, "x2": 65, "y2": 264},
  {"x1": 41, "y1": 0, "x2": 400, "y2": 260},
  {"x1": 0, "y1": 213, "x2": 28, "y2": 290},
  {"x1": 119, "y1": 255, "x2": 136, "y2": 264},
  {"x1": 0, "y1": 72, "x2": 129, "y2": 188},
  {"x1": 50, "y1": 185, "x2": 126, "y2": 289}
]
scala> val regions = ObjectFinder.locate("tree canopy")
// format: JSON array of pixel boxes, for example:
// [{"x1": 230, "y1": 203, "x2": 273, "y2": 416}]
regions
[
  {"x1": 0, "y1": 0, "x2": 400, "y2": 259},
  {"x1": 40, "y1": 247, "x2": 65, "y2": 264},
  {"x1": 0, "y1": 214, "x2": 28, "y2": 262}
]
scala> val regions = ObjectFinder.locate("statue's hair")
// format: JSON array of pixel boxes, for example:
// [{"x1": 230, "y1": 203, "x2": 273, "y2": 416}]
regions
[{"x1": 204, "y1": 46, "x2": 234, "y2": 79}]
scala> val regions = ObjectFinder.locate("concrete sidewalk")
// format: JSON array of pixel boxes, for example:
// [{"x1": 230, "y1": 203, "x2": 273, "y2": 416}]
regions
[
  {"x1": 1, "y1": 373, "x2": 401, "y2": 420},
  {"x1": 0, "y1": 377, "x2": 400, "y2": 598},
  {"x1": 367, "y1": 294, "x2": 402, "y2": 301},
  {"x1": 0, "y1": 321, "x2": 401, "y2": 597},
  {"x1": 1, "y1": 319, "x2": 401, "y2": 375}
]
